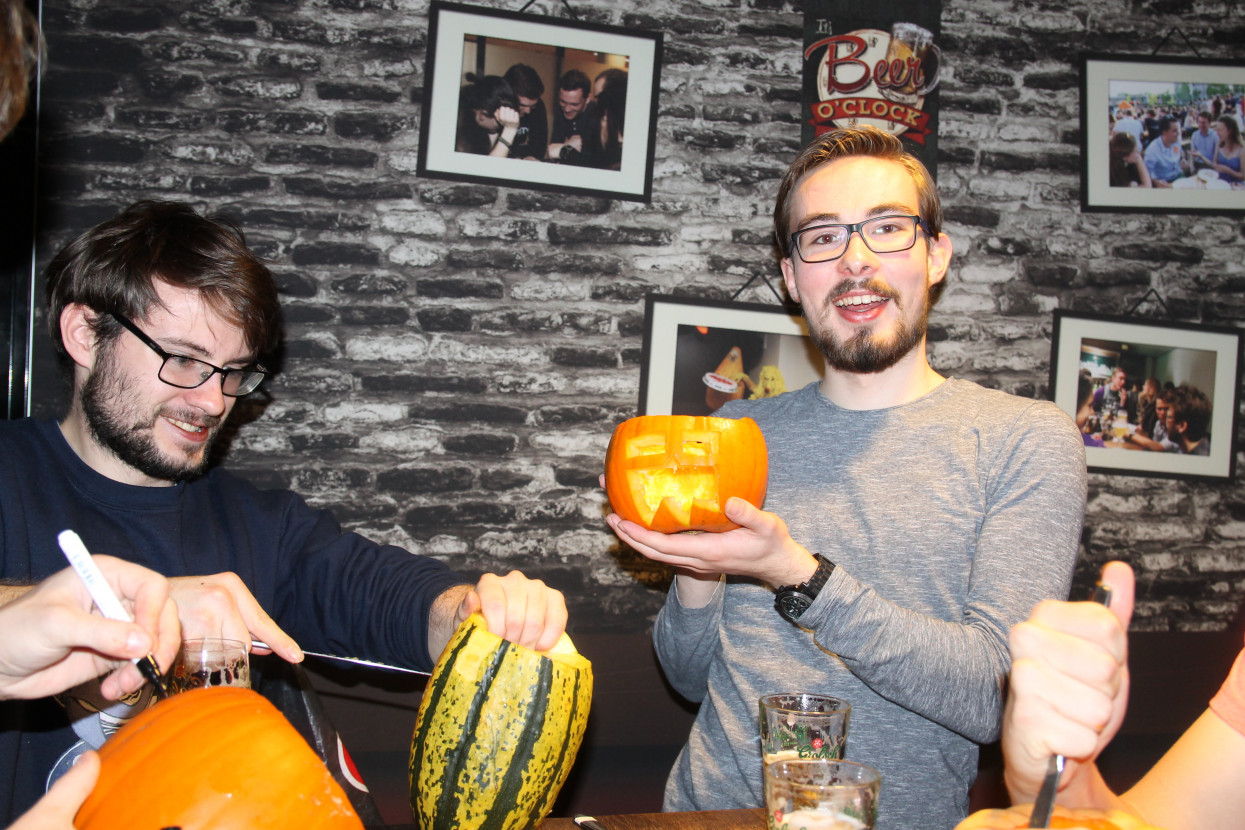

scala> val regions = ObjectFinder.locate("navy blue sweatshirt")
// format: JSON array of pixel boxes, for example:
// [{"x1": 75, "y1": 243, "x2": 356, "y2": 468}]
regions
[{"x1": 0, "y1": 418, "x2": 468, "y2": 820}]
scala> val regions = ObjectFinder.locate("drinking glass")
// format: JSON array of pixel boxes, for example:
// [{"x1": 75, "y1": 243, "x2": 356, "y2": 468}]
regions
[
  {"x1": 171, "y1": 638, "x2": 250, "y2": 692},
  {"x1": 759, "y1": 693, "x2": 851, "y2": 763},
  {"x1": 764, "y1": 759, "x2": 881, "y2": 830}
]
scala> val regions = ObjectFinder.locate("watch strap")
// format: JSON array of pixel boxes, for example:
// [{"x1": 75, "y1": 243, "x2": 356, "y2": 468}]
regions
[{"x1": 774, "y1": 554, "x2": 835, "y2": 622}]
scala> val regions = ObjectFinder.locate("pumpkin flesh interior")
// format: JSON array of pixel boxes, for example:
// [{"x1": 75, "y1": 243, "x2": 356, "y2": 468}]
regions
[{"x1": 624, "y1": 430, "x2": 721, "y2": 524}]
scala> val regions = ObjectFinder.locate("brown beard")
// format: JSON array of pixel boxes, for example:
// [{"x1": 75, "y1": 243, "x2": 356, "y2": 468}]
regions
[
  {"x1": 805, "y1": 277, "x2": 931, "y2": 374},
  {"x1": 80, "y1": 344, "x2": 221, "y2": 483}
]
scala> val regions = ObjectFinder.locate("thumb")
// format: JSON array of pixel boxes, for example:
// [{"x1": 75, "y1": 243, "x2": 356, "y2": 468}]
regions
[
  {"x1": 456, "y1": 590, "x2": 481, "y2": 625},
  {"x1": 723, "y1": 496, "x2": 762, "y2": 525},
  {"x1": 1099, "y1": 560, "x2": 1135, "y2": 630}
]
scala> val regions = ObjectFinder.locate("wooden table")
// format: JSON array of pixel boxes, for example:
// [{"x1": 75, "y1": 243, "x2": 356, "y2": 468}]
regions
[
  {"x1": 539, "y1": 808, "x2": 767, "y2": 830},
  {"x1": 378, "y1": 808, "x2": 767, "y2": 830}
]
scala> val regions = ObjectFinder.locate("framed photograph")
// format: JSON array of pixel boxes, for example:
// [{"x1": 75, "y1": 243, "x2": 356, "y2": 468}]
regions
[
  {"x1": 417, "y1": 1, "x2": 662, "y2": 202},
  {"x1": 1049, "y1": 310, "x2": 1242, "y2": 482},
  {"x1": 638, "y1": 294, "x2": 825, "y2": 416},
  {"x1": 1080, "y1": 53, "x2": 1245, "y2": 215}
]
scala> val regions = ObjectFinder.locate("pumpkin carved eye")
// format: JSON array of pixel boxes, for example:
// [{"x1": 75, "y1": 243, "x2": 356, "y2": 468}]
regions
[{"x1": 605, "y1": 415, "x2": 768, "y2": 533}]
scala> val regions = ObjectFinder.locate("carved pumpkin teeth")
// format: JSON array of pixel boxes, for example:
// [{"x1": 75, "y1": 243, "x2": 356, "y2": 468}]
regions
[{"x1": 605, "y1": 415, "x2": 768, "y2": 534}]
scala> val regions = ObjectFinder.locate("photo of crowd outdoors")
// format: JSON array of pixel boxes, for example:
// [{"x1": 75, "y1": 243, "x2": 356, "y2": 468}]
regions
[
  {"x1": 455, "y1": 33, "x2": 628, "y2": 171},
  {"x1": 1074, "y1": 338, "x2": 1216, "y2": 457},
  {"x1": 1106, "y1": 78, "x2": 1244, "y2": 192}
]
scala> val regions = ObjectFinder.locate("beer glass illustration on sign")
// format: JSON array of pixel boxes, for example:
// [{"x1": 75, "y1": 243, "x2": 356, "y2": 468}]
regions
[{"x1": 879, "y1": 22, "x2": 941, "y2": 107}]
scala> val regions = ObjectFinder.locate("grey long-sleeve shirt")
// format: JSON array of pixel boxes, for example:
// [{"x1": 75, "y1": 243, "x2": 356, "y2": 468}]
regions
[{"x1": 654, "y1": 379, "x2": 1087, "y2": 830}]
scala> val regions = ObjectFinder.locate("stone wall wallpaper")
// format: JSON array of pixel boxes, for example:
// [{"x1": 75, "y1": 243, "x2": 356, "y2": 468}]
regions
[{"x1": 25, "y1": 0, "x2": 1245, "y2": 634}]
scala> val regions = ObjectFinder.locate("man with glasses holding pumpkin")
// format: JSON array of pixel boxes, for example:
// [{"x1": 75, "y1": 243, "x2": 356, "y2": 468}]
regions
[
  {"x1": 606, "y1": 126, "x2": 1087, "y2": 830},
  {"x1": 0, "y1": 199, "x2": 566, "y2": 822}
]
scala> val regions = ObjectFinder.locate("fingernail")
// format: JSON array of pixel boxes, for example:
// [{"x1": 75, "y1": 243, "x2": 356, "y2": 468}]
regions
[{"x1": 125, "y1": 629, "x2": 146, "y2": 653}]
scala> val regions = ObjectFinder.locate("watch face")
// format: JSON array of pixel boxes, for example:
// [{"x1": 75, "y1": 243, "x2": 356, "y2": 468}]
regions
[{"x1": 776, "y1": 590, "x2": 812, "y2": 622}]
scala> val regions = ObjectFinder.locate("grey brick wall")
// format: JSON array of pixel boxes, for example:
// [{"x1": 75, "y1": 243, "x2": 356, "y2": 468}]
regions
[{"x1": 29, "y1": 0, "x2": 1245, "y2": 633}]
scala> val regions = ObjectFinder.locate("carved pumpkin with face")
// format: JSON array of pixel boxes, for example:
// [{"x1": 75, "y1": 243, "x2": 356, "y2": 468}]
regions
[{"x1": 604, "y1": 415, "x2": 768, "y2": 533}]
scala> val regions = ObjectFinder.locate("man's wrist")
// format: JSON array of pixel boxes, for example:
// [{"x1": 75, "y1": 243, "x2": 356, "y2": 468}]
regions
[{"x1": 775, "y1": 548, "x2": 819, "y2": 589}]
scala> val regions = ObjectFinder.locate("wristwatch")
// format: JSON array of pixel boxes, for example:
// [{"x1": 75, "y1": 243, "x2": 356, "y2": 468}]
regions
[{"x1": 774, "y1": 554, "x2": 836, "y2": 623}]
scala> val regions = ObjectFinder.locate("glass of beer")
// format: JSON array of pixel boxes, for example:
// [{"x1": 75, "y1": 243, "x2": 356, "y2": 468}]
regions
[
  {"x1": 760, "y1": 693, "x2": 851, "y2": 764},
  {"x1": 879, "y1": 22, "x2": 941, "y2": 106},
  {"x1": 765, "y1": 758, "x2": 881, "y2": 830},
  {"x1": 171, "y1": 638, "x2": 250, "y2": 693}
]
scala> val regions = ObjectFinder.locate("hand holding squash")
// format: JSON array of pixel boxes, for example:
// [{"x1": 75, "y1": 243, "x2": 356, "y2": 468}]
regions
[
  {"x1": 411, "y1": 613, "x2": 591, "y2": 830},
  {"x1": 450, "y1": 570, "x2": 568, "y2": 653}
]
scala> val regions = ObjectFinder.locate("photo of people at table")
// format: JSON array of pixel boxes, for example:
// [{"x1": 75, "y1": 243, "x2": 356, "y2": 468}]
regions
[
  {"x1": 1075, "y1": 338, "x2": 1215, "y2": 455},
  {"x1": 1106, "y1": 77, "x2": 1245, "y2": 192},
  {"x1": 455, "y1": 33, "x2": 628, "y2": 170}
]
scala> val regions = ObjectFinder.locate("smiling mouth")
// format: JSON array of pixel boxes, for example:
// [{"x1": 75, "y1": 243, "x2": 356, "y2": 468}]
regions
[
  {"x1": 164, "y1": 415, "x2": 209, "y2": 435},
  {"x1": 834, "y1": 293, "x2": 889, "y2": 309}
]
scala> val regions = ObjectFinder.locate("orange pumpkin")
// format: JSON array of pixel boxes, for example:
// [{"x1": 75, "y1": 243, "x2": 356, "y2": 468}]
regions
[
  {"x1": 956, "y1": 804, "x2": 1167, "y2": 830},
  {"x1": 76, "y1": 686, "x2": 362, "y2": 830},
  {"x1": 605, "y1": 415, "x2": 768, "y2": 533}
]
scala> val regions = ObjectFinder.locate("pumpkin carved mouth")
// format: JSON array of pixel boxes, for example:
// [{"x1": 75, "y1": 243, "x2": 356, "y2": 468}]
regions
[
  {"x1": 605, "y1": 415, "x2": 768, "y2": 534},
  {"x1": 624, "y1": 429, "x2": 722, "y2": 526}
]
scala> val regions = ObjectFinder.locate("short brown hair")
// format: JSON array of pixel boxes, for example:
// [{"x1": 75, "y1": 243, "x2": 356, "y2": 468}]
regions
[
  {"x1": 45, "y1": 200, "x2": 282, "y2": 360},
  {"x1": 1169, "y1": 385, "x2": 1212, "y2": 443},
  {"x1": 0, "y1": 0, "x2": 41, "y2": 138},
  {"x1": 773, "y1": 125, "x2": 943, "y2": 261}
]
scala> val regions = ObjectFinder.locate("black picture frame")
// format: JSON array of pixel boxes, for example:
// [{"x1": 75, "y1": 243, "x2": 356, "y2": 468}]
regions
[
  {"x1": 638, "y1": 294, "x2": 823, "y2": 417},
  {"x1": 1049, "y1": 309, "x2": 1242, "y2": 483},
  {"x1": 417, "y1": 1, "x2": 662, "y2": 202},
  {"x1": 1080, "y1": 53, "x2": 1245, "y2": 215}
]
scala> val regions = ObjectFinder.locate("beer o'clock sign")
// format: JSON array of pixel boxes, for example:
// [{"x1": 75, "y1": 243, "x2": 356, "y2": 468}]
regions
[{"x1": 801, "y1": 0, "x2": 942, "y2": 179}]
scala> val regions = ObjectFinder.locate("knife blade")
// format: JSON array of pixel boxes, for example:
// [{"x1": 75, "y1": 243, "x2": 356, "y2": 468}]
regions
[
  {"x1": 1028, "y1": 582, "x2": 1113, "y2": 828},
  {"x1": 251, "y1": 641, "x2": 430, "y2": 676}
]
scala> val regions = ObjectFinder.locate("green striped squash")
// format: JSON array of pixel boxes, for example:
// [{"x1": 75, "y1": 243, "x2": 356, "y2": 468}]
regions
[{"x1": 410, "y1": 613, "x2": 593, "y2": 830}]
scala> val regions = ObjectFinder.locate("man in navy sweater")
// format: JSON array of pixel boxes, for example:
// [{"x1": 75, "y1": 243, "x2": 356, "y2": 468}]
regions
[{"x1": 0, "y1": 199, "x2": 567, "y2": 821}]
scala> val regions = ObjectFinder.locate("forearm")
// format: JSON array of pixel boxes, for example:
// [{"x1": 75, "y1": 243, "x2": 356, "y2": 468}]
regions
[
  {"x1": 1122, "y1": 709, "x2": 1245, "y2": 830},
  {"x1": 805, "y1": 570, "x2": 1016, "y2": 741},
  {"x1": 653, "y1": 577, "x2": 724, "y2": 702},
  {"x1": 807, "y1": 413, "x2": 1086, "y2": 740},
  {"x1": 673, "y1": 570, "x2": 724, "y2": 609},
  {"x1": 489, "y1": 126, "x2": 519, "y2": 158},
  {"x1": 427, "y1": 583, "x2": 471, "y2": 661}
]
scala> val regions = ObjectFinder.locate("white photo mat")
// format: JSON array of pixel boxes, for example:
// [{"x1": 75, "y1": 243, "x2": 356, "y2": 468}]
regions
[
  {"x1": 419, "y1": 2, "x2": 660, "y2": 201},
  {"x1": 1050, "y1": 310, "x2": 1241, "y2": 482}
]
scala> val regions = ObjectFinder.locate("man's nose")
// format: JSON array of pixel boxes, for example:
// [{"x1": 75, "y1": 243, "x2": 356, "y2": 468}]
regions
[
  {"x1": 837, "y1": 230, "x2": 879, "y2": 273},
  {"x1": 183, "y1": 375, "x2": 228, "y2": 417}
]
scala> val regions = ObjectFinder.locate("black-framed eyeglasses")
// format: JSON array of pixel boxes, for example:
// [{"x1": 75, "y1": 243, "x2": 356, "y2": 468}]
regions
[
  {"x1": 790, "y1": 214, "x2": 932, "y2": 264},
  {"x1": 109, "y1": 312, "x2": 267, "y2": 397}
]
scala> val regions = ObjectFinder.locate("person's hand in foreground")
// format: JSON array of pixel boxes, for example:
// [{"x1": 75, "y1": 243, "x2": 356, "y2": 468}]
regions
[
  {"x1": 0, "y1": 557, "x2": 181, "y2": 702},
  {"x1": 1003, "y1": 561, "x2": 1135, "y2": 808},
  {"x1": 7, "y1": 749, "x2": 101, "y2": 830}
]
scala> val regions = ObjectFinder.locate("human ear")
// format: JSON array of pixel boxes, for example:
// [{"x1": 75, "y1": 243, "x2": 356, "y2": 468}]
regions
[
  {"x1": 780, "y1": 257, "x2": 801, "y2": 303},
  {"x1": 60, "y1": 304, "x2": 101, "y2": 371},
  {"x1": 926, "y1": 229, "x2": 953, "y2": 287}
]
